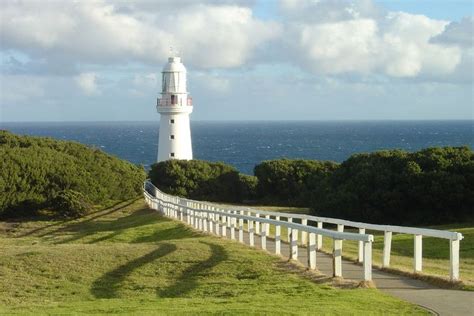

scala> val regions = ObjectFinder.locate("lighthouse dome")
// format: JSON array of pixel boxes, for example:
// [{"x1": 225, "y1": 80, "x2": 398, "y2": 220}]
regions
[{"x1": 163, "y1": 57, "x2": 186, "y2": 73}]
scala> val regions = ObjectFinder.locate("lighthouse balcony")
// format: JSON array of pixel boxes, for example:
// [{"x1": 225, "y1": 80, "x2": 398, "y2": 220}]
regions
[
  {"x1": 157, "y1": 96, "x2": 192, "y2": 107},
  {"x1": 156, "y1": 97, "x2": 193, "y2": 114}
]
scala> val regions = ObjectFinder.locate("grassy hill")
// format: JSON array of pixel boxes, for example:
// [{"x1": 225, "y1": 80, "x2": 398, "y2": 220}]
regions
[{"x1": 0, "y1": 199, "x2": 426, "y2": 314}]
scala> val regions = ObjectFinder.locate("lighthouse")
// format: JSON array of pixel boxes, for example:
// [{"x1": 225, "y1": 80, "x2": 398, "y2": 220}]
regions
[{"x1": 156, "y1": 56, "x2": 193, "y2": 162}]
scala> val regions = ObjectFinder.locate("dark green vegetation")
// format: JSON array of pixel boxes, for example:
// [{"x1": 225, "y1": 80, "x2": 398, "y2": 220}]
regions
[
  {"x1": 254, "y1": 159, "x2": 338, "y2": 206},
  {"x1": 152, "y1": 146, "x2": 473, "y2": 225},
  {"x1": 0, "y1": 199, "x2": 426, "y2": 314},
  {"x1": 149, "y1": 159, "x2": 257, "y2": 203},
  {"x1": 0, "y1": 131, "x2": 146, "y2": 218},
  {"x1": 313, "y1": 147, "x2": 473, "y2": 225}
]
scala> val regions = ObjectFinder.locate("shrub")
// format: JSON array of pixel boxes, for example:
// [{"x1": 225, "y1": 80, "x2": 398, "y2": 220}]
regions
[
  {"x1": 254, "y1": 159, "x2": 339, "y2": 205},
  {"x1": 149, "y1": 160, "x2": 257, "y2": 203},
  {"x1": 238, "y1": 174, "x2": 258, "y2": 201},
  {"x1": 52, "y1": 190, "x2": 92, "y2": 218},
  {"x1": 311, "y1": 146, "x2": 474, "y2": 225},
  {"x1": 0, "y1": 131, "x2": 146, "y2": 218}
]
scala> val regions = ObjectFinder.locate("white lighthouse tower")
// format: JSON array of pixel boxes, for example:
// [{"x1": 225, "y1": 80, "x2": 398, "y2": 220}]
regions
[{"x1": 156, "y1": 56, "x2": 193, "y2": 162}]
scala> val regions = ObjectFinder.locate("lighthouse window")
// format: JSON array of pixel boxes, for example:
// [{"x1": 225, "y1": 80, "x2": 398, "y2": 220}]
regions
[
  {"x1": 171, "y1": 95, "x2": 177, "y2": 105},
  {"x1": 170, "y1": 119, "x2": 175, "y2": 124},
  {"x1": 170, "y1": 153, "x2": 175, "y2": 157},
  {"x1": 170, "y1": 135, "x2": 175, "y2": 140}
]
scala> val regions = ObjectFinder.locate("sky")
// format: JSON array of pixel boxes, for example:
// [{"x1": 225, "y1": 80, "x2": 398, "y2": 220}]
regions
[{"x1": 0, "y1": 0, "x2": 473, "y2": 122}]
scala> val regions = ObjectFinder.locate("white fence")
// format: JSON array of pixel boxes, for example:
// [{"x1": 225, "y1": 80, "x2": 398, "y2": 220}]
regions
[
  {"x1": 144, "y1": 181, "x2": 464, "y2": 282},
  {"x1": 144, "y1": 181, "x2": 374, "y2": 281}
]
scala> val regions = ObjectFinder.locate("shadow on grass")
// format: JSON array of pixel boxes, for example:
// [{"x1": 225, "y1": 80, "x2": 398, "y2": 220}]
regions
[
  {"x1": 54, "y1": 208, "x2": 201, "y2": 244},
  {"x1": 157, "y1": 241, "x2": 228, "y2": 298},
  {"x1": 17, "y1": 198, "x2": 141, "y2": 239},
  {"x1": 53, "y1": 208, "x2": 159, "y2": 244},
  {"x1": 91, "y1": 243, "x2": 177, "y2": 298},
  {"x1": 131, "y1": 225, "x2": 200, "y2": 243}
]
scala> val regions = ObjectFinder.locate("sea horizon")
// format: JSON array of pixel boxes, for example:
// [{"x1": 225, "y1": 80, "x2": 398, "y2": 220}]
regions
[
  {"x1": 3, "y1": 120, "x2": 472, "y2": 174},
  {"x1": 2, "y1": 119, "x2": 474, "y2": 124}
]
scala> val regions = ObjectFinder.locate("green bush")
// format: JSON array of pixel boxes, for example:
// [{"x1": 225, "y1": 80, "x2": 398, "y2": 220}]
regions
[
  {"x1": 0, "y1": 131, "x2": 146, "y2": 218},
  {"x1": 148, "y1": 160, "x2": 257, "y2": 203},
  {"x1": 254, "y1": 159, "x2": 339, "y2": 205},
  {"x1": 52, "y1": 190, "x2": 92, "y2": 218},
  {"x1": 238, "y1": 174, "x2": 258, "y2": 201},
  {"x1": 312, "y1": 146, "x2": 474, "y2": 225}
]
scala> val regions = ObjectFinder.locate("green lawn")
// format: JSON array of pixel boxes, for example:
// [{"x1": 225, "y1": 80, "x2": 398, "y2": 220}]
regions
[
  {"x1": 250, "y1": 205, "x2": 474, "y2": 289},
  {"x1": 0, "y1": 199, "x2": 426, "y2": 314}
]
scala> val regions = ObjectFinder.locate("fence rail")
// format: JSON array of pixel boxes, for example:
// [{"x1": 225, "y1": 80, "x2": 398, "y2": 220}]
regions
[
  {"x1": 144, "y1": 181, "x2": 374, "y2": 281},
  {"x1": 144, "y1": 181, "x2": 463, "y2": 282}
]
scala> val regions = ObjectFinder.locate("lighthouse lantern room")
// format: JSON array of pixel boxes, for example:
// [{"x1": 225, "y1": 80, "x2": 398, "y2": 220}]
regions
[{"x1": 156, "y1": 56, "x2": 193, "y2": 162}]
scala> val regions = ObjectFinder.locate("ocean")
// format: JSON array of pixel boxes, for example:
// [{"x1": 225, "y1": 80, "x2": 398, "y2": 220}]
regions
[{"x1": 2, "y1": 120, "x2": 473, "y2": 174}]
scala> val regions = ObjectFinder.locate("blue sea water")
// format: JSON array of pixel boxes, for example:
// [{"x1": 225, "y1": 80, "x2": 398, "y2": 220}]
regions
[{"x1": 2, "y1": 121, "x2": 473, "y2": 174}]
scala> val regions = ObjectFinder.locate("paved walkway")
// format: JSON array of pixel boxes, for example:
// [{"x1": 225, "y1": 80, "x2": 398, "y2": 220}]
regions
[{"x1": 183, "y1": 216, "x2": 473, "y2": 315}]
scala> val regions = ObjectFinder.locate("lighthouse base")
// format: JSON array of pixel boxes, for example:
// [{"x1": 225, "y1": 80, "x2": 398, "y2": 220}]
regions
[{"x1": 157, "y1": 112, "x2": 193, "y2": 162}]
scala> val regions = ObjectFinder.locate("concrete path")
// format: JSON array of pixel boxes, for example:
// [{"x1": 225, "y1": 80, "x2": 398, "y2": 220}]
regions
[
  {"x1": 247, "y1": 232, "x2": 473, "y2": 316},
  {"x1": 184, "y1": 216, "x2": 473, "y2": 315}
]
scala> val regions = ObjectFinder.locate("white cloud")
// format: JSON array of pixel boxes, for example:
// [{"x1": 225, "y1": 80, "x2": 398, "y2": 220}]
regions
[
  {"x1": 75, "y1": 72, "x2": 100, "y2": 95},
  {"x1": 431, "y1": 17, "x2": 474, "y2": 48},
  {"x1": 381, "y1": 12, "x2": 461, "y2": 77},
  {"x1": 296, "y1": 18, "x2": 380, "y2": 74},
  {"x1": 0, "y1": 0, "x2": 278, "y2": 69},
  {"x1": 1, "y1": 0, "x2": 473, "y2": 122},
  {"x1": 280, "y1": 3, "x2": 464, "y2": 79},
  {"x1": 0, "y1": 0, "x2": 469, "y2": 81}
]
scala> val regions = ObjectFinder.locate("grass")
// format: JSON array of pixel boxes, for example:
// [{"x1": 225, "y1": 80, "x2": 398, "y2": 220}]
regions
[
  {"x1": 245, "y1": 205, "x2": 474, "y2": 290},
  {"x1": 0, "y1": 199, "x2": 426, "y2": 315}
]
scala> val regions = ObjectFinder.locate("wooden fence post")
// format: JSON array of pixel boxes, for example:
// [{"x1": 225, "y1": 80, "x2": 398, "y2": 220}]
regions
[
  {"x1": 255, "y1": 213, "x2": 260, "y2": 235},
  {"x1": 209, "y1": 206, "x2": 214, "y2": 234},
  {"x1": 301, "y1": 219, "x2": 308, "y2": 245},
  {"x1": 275, "y1": 216, "x2": 281, "y2": 255},
  {"x1": 333, "y1": 239, "x2": 342, "y2": 277},
  {"x1": 308, "y1": 232, "x2": 316, "y2": 270},
  {"x1": 450, "y1": 239, "x2": 460, "y2": 281},
  {"x1": 222, "y1": 209, "x2": 227, "y2": 237},
  {"x1": 337, "y1": 225, "x2": 344, "y2": 251},
  {"x1": 383, "y1": 231, "x2": 392, "y2": 268},
  {"x1": 414, "y1": 234, "x2": 422, "y2": 273},
  {"x1": 261, "y1": 217, "x2": 267, "y2": 250},
  {"x1": 358, "y1": 228, "x2": 365, "y2": 263},
  {"x1": 290, "y1": 228, "x2": 298, "y2": 260},
  {"x1": 215, "y1": 209, "x2": 220, "y2": 236},
  {"x1": 287, "y1": 218, "x2": 293, "y2": 242},
  {"x1": 239, "y1": 211, "x2": 244, "y2": 243},
  {"x1": 363, "y1": 241, "x2": 372, "y2": 281},
  {"x1": 316, "y1": 222, "x2": 323, "y2": 250},
  {"x1": 186, "y1": 203, "x2": 191, "y2": 225},
  {"x1": 203, "y1": 210, "x2": 208, "y2": 232},
  {"x1": 198, "y1": 207, "x2": 203, "y2": 231},
  {"x1": 249, "y1": 219, "x2": 254, "y2": 247},
  {"x1": 230, "y1": 212, "x2": 235, "y2": 240}
]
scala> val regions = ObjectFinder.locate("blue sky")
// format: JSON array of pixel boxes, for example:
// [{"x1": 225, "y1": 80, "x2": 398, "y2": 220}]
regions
[
  {"x1": 0, "y1": 0, "x2": 472, "y2": 122},
  {"x1": 377, "y1": 0, "x2": 473, "y2": 21}
]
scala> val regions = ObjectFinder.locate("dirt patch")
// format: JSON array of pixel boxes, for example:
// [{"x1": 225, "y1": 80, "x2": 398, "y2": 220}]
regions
[
  {"x1": 274, "y1": 259, "x2": 360, "y2": 289},
  {"x1": 0, "y1": 221, "x2": 21, "y2": 236}
]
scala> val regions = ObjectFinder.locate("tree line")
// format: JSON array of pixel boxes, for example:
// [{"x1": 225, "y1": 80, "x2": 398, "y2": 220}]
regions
[{"x1": 150, "y1": 146, "x2": 473, "y2": 225}]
